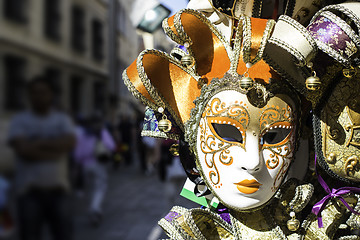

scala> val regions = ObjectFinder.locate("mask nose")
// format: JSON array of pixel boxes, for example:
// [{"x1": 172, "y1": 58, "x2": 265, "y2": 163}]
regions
[{"x1": 239, "y1": 134, "x2": 262, "y2": 174}]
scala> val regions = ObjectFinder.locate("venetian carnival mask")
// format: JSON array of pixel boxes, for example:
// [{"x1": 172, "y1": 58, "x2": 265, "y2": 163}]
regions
[
  {"x1": 123, "y1": 9, "x2": 300, "y2": 211},
  {"x1": 185, "y1": 74, "x2": 297, "y2": 210}
]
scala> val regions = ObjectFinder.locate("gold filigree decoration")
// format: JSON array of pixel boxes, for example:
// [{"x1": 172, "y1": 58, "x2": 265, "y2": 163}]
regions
[
  {"x1": 199, "y1": 97, "x2": 250, "y2": 186},
  {"x1": 203, "y1": 98, "x2": 250, "y2": 128},
  {"x1": 270, "y1": 135, "x2": 295, "y2": 192},
  {"x1": 345, "y1": 107, "x2": 360, "y2": 147},
  {"x1": 199, "y1": 118, "x2": 233, "y2": 187},
  {"x1": 265, "y1": 146, "x2": 291, "y2": 170},
  {"x1": 259, "y1": 105, "x2": 292, "y2": 133},
  {"x1": 345, "y1": 156, "x2": 359, "y2": 177}
]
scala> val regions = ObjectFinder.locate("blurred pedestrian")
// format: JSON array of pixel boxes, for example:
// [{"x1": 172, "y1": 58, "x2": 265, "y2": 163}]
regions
[
  {"x1": 73, "y1": 114, "x2": 116, "y2": 227},
  {"x1": 7, "y1": 76, "x2": 76, "y2": 240}
]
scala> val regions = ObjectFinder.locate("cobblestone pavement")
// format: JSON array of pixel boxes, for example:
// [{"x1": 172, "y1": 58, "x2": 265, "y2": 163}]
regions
[
  {"x1": 5, "y1": 162, "x2": 197, "y2": 240},
  {"x1": 74, "y1": 163, "x2": 197, "y2": 240}
]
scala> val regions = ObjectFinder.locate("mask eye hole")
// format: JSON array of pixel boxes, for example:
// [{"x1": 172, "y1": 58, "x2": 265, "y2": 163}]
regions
[
  {"x1": 261, "y1": 127, "x2": 292, "y2": 146},
  {"x1": 211, "y1": 123, "x2": 243, "y2": 144}
]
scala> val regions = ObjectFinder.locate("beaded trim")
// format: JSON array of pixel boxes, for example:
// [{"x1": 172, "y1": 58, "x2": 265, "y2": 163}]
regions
[
  {"x1": 167, "y1": 9, "x2": 234, "y2": 76},
  {"x1": 241, "y1": 16, "x2": 252, "y2": 64},
  {"x1": 162, "y1": 18, "x2": 183, "y2": 45},
  {"x1": 230, "y1": 16, "x2": 244, "y2": 73},
  {"x1": 267, "y1": 37, "x2": 308, "y2": 67},
  {"x1": 251, "y1": 0, "x2": 263, "y2": 18},
  {"x1": 308, "y1": 11, "x2": 360, "y2": 67},
  {"x1": 250, "y1": 19, "x2": 275, "y2": 65},
  {"x1": 122, "y1": 69, "x2": 158, "y2": 111},
  {"x1": 310, "y1": 4, "x2": 360, "y2": 32},
  {"x1": 141, "y1": 130, "x2": 180, "y2": 140},
  {"x1": 278, "y1": 15, "x2": 318, "y2": 57}
]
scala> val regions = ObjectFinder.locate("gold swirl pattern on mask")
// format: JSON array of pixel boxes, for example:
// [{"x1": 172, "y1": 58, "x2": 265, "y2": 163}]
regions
[
  {"x1": 198, "y1": 97, "x2": 250, "y2": 187},
  {"x1": 269, "y1": 134, "x2": 295, "y2": 192},
  {"x1": 202, "y1": 98, "x2": 250, "y2": 129},
  {"x1": 265, "y1": 145, "x2": 292, "y2": 170},
  {"x1": 259, "y1": 105, "x2": 292, "y2": 133},
  {"x1": 199, "y1": 118, "x2": 234, "y2": 188}
]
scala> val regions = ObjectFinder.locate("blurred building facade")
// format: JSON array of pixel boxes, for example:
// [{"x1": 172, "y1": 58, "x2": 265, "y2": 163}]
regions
[
  {"x1": 0, "y1": 0, "x2": 175, "y2": 173},
  {"x1": 117, "y1": 0, "x2": 175, "y2": 118},
  {"x1": 0, "y1": 0, "x2": 112, "y2": 172}
]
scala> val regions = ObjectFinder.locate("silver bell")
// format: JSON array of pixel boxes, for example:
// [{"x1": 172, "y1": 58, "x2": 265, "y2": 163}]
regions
[
  {"x1": 181, "y1": 54, "x2": 194, "y2": 67},
  {"x1": 240, "y1": 76, "x2": 254, "y2": 90},
  {"x1": 306, "y1": 71, "x2": 321, "y2": 91}
]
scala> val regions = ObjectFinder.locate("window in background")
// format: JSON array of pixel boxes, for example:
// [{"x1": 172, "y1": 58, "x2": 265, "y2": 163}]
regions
[
  {"x1": 44, "y1": 0, "x2": 61, "y2": 41},
  {"x1": 70, "y1": 75, "x2": 83, "y2": 114},
  {"x1": 71, "y1": 5, "x2": 86, "y2": 52},
  {"x1": 4, "y1": 55, "x2": 27, "y2": 111},
  {"x1": 3, "y1": 0, "x2": 28, "y2": 23},
  {"x1": 91, "y1": 19, "x2": 104, "y2": 61},
  {"x1": 93, "y1": 81, "x2": 106, "y2": 111},
  {"x1": 44, "y1": 67, "x2": 62, "y2": 109}
]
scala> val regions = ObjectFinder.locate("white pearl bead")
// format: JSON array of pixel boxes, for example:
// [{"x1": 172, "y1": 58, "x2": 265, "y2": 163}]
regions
[{"x1": 158, "y1": 107, "x2": 164, "y2": 113}]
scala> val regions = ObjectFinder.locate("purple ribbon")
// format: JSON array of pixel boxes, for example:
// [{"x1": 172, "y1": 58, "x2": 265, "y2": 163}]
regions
[{"x1": 312, "y1": 155, "x2": 360, "y2": 228}]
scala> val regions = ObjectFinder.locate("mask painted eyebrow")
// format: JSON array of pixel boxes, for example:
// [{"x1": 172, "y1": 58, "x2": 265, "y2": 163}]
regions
[
  {"x1": 203, "y1": 98, "x2": 250, "y2": 130},
  {"x1": 259, "y1": 104, "x2": 293, "y2": 133}
]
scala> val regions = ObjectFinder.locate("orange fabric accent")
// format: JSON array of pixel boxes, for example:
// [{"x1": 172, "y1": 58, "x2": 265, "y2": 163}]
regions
[
  {"x1": 250, "y1": 18, "x2": 268, "y2": 62},
  {"x1": 181, "y1": 13, "x2": 230, "y2": 81},
  {"x1": 237, "y1": 59, "x2": 279, "y2": 84},
  {"x1": 142, "y1": 54, "x2": 201, "y2": 123},
  {"x1": 237, "y1": 18, "x2": 280, "y2": 83},
  {"x1": 167, "y1": 15, "x2": 179, "y2": 37},
  {"x1": 127, "y1": 60, "x2": 155, "y2": 104}
]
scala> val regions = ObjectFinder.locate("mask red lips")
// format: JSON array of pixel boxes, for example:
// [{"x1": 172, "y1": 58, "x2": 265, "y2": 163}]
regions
[{"x1": 234, "y1": 179, "x2": 262, "y2": 194}]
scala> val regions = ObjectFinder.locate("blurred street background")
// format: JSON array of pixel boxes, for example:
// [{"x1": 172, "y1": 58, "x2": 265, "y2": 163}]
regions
[{"x1": 0, "y1": 0, "x2": 196, "y2": 239}]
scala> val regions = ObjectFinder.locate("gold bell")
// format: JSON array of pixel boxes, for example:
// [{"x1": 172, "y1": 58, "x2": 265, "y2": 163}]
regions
[
  {"x1": 240, "y1": 76, "x2": 254, "y2": 90},
  {"x1": 169, "y1": 144, "x2": 179, "y2": 156},
  {"x1": 306, "y1": 71, "x2": 321, "y2": 91},
  {"x1": 158, "y1": 116, "x2": 172, "y2": 133},
  {"x1": 287, "y1": 212, "x2": 300, "y2": 231},
  {"x1": 181, "y1": 54, "x2": 194, "y2": 67}
]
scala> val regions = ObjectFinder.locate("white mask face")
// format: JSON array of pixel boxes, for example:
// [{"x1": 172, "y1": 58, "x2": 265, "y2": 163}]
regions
[{"x1": 195, "y1": 90, "x2": 296, "y2": 210}]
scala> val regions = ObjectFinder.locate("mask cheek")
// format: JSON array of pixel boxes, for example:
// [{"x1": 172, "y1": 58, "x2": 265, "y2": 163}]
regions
[{"x1": 263, "y1": 142, "x2": 294, "y2": 192}]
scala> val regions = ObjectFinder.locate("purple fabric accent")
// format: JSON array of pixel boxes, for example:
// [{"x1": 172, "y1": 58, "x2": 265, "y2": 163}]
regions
[
  {"x1": 217, "y1": 208, "x2": 231, "y2": 225},
  {"x1": 307, "y1": 16, "x2": 356, "y2": 59},
  {"x1": 177, "y1": 45, "x2": 188, "y2": 53},
  {"x1": 164, "y1": 211, "x2": 181, "y2": 222},
  {"x1": 312, "y1": 155, "x2": 360, "y2": 228}
]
